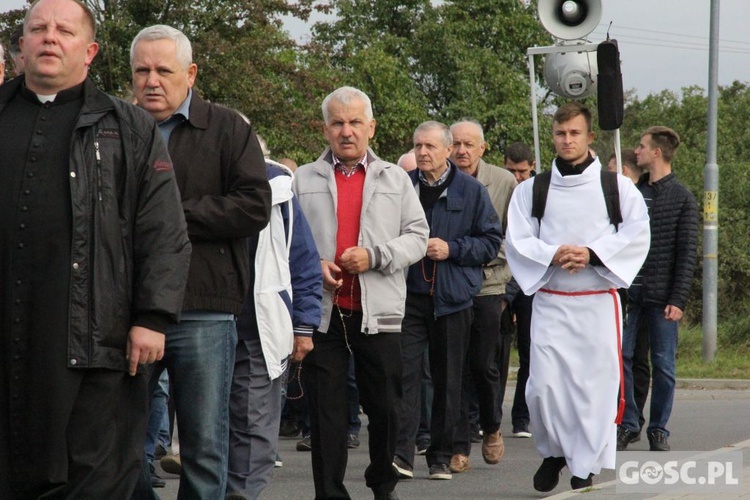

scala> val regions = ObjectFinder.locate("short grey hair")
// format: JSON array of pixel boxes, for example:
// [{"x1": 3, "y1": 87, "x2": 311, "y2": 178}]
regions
[
  {"x1": 414, "y1": 121, "x2": 452, "y2": 147},
  {"x1": 0, "y1": 43, "x2": 4, "y2": 62},
  {"x1": 130, "y1": 25, "x2": 192, "y2": 69},
  {"x1": 321, "y1": 86, "x2": 373, "y2": 124},
  {"x1": 450, "y1": 118, "x2": 485, "y2": 144}
]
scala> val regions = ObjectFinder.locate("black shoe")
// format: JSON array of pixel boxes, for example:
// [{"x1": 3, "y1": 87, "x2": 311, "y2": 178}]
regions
[
  {"x1": 374, "y1": 491, "x2": 399, "y2": 500},
  {"x1": 512, "y1": 423, "x2": 532, "y2": 438},
  {"x1": 533, "y1": 457, "x2": 566, "y2": 492},
  {"x1": 392, "y1": 456, "x2": 413, "y2": 479},
  {"x1": 428, "y1": 463, "x2": 452, "y2": 480},
  {"x1": 279, "y1": 419, "x2": 301, "y2": 438},
  {"x1": 415, "y1": 439, "x2": 430, "y2": 455},
  {"x1": 616, "y1": 426, "x2": 641, "y2": 451},
  {"x1": 296, "y1": 435, "x2": 312, "y2": 451},
  {"x1": 571, "y1": 473, "x2": 594, "y2": 490},
  {"x1": 469, "y1": 423, "x2": 483, "y2": 443},
  {"x1": 154, "y1": 443, "x2": 168, "y2": 459},
  {"x1": 347, "y1": 433, "x2": 360, "y2": 449},
  {"x1": 648, "y1": 429, "x2": 670, "y2": 451},
  {"x1": 149, "y1": 463, "x2": 166, "y2": 488}
]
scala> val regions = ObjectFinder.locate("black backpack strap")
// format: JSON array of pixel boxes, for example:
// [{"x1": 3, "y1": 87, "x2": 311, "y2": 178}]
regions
[
  {"x1": 600, "y1": 170, "x2": 622, "y2": 232},
  {"x1": 531, "y1": 171, "x2": 552, "y2": 226}
]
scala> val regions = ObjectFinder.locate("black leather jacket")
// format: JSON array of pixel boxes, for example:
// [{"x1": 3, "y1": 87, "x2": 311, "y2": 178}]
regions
[{"x1": 0, "y1": 77, "x2": 192, "y2": 371}]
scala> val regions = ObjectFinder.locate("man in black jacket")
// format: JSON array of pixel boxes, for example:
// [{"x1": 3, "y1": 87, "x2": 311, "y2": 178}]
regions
[
  {"x1": 131, "y1": 24, "x2": 271, "y2": 498},
  {"x1": 617, "y1": 126, "x2": 699, "y2": 452},
  {"x1": 0, "y1": 0, "x2": 191, "y2": 497}
]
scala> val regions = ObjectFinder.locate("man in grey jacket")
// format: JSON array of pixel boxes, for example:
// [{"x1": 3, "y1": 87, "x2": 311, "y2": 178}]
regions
[{"x1": 293, "y1": 86, "x2": 429, "y2": 500}]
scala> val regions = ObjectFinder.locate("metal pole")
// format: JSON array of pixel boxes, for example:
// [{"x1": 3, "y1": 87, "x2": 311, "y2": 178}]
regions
[
  {"x1": 528, "y1": 52, "x2": 542, "y2": 173},
  {"x1": 703, "y1": 0, "x2": 720, "y2": 362},
  {"x1": 614, "y1": 129, "x2": 622, "y2": 175}
]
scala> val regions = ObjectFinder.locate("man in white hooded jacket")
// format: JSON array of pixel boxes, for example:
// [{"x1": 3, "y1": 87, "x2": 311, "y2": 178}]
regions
[{"x1": 227, "y1": 160, "x2": 322, "y2": 499}]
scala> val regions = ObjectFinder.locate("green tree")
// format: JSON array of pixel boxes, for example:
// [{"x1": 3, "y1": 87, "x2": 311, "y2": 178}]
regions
[
  {"x1": 0, "y1": 0, "x2": 331, "y2": 163},
  {"x1": 311, "y1": 0, "x2": 431, "y2": 160},
  {"x1": 311, "y1": 0, "x2": 550, "y2": 163},
  {"x1": 600, "y1": 82, "x2": 750, "y2": 341},
  {"x1": 410, "y1": 0, "x2": 550, "y2": 164}
]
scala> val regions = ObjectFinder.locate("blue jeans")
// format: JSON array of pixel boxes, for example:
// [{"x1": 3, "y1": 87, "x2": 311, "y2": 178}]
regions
[
  {"x1": 161, "y1": 319, "x2": 237, "y2": 499},
  {"x1": 621, "y1": 288, "x2": 678, "y2": 435},
  {"x1": 144, "y1": 370, "x2": 170, "y2": 463}
]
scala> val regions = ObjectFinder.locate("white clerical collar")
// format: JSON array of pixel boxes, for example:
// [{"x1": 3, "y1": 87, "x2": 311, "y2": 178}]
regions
[{"x1": 36, "y1": 93, "x2": 57, "y2": 103}]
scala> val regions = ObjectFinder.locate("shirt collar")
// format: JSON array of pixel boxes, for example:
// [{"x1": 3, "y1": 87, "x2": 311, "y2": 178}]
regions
[
  {"x1": 333, "y1": 152, "x2": 368, "y2": 177},
  {"x1": 159, "y1": 88, "x2": 192, "y2": 125},
  {"x1": 418, "y1": 160, "x2": 452, "y2": 187}
]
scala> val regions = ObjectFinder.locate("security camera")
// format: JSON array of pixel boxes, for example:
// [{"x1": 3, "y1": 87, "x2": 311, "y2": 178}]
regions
[{"x1": 543, "y1": 46, "x2": 598, "y2": 99}]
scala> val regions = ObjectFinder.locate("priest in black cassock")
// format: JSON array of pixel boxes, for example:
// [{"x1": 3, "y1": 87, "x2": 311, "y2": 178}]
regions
[{"x1": 0, "y1": 0, "x2": 191, "y2": 497}]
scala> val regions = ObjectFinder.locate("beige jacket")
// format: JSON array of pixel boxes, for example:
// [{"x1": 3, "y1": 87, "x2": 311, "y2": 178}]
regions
[{"x1": 474, "y1": 159, "x2": 517, "y2": 296}]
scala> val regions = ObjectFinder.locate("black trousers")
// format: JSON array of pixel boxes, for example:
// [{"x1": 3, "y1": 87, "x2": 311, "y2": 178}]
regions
[
  {"x1": 454, "y1": 295, "x2": 504, "y2": 456},
  {"x1": 395, "y1": 294, "x2": 472, "y2": 468},
  {"x1": 304, "y1": 308, "x2": 402, "y2": 498},
  {"x1": 511, "y1": 293, "x2": 533, "y2": 429},
  {"x1": 4, "y1": 369, "x2": 148, "y2": 499}
]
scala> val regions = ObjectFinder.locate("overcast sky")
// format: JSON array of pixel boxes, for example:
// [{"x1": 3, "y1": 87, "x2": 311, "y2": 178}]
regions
[{"x1": 4, "y1": 0, "x2": 749, "y2": 99}]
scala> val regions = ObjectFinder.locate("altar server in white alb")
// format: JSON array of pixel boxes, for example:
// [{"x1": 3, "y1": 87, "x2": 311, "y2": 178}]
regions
[{"x1": 505, "y1": 102, "x2": 650, "y2": 492}]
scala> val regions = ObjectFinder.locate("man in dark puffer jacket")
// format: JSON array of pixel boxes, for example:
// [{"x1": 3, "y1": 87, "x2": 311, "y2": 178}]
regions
[{"x1": 618, "y1": 126, "x2": 699, "y2": 453}]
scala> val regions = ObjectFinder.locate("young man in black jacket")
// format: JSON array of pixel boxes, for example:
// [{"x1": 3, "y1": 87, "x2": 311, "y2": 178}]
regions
[{"x1": 618, "y1": 126, "x2": 699, "y2": 452}]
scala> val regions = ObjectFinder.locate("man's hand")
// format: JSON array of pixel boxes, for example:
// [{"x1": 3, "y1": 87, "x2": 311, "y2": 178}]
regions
[
  {"x1": 664, "y1": 305, "x2": 684, "y2": 322},
  {"x1": 321, "y1": 260, "x2": 344, "y2": 291},
  {"x1": 426, "y1": 238, "x2": 450, "y2": 261},
  {"x1": 552, "y1": 244, "x2": 590, "y2": 274},
  {"x1": 126, "y1": 326, "x2": 165, "y2": 376},
  {"x1": 292, "y1": 336, "x2": 313, "y2": 362},
  {"x1": 340, "y1": 247, "x2": 370, "y2": 274}
]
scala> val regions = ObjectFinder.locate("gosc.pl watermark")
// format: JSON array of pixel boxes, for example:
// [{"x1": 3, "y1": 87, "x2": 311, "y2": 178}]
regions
[{"x1": 616, "y1": 451, "x2": 743, "y2": 494}]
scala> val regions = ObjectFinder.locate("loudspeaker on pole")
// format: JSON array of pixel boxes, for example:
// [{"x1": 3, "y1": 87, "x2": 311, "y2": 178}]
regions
[
  {"x1": 538, "y1": 0, "x2": 602, "y2": 41},
  {"x1": 597, "y1": 39, "x2": 624, "y2": 130}
]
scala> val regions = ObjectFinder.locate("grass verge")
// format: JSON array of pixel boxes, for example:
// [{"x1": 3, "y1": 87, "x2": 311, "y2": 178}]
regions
[
  {"x1": 508, "y1": 323, "x2": 750, "y2": 380},
  {"x1": 676, "y1": 324, "x2": 750, "y2": 379}
]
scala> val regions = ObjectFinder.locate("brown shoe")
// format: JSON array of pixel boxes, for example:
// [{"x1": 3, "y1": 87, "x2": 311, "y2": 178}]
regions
[
  {"x1": 449, "y1": 453, "x2": 470, "y2": 473},
  {"x1": 481, "y1": 430, "x2": 505, "y2": 464}
]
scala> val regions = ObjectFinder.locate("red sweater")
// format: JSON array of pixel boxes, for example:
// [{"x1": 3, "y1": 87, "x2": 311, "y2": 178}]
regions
[{"x1": 334, "y1": 168, "x2": 365, "y2": 310}]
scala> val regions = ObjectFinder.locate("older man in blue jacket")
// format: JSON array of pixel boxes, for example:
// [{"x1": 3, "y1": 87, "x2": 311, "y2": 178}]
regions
[{"x1": 393, "y1": 121, "x2": 503, "y2": 481}]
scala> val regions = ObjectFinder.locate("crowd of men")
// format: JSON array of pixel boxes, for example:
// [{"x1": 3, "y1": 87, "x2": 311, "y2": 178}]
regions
[{"x1": 0, "y1": 0, "x2": 700, "y2": 499}]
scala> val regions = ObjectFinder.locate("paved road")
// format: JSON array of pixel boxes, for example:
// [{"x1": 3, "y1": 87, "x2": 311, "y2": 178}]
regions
[{"x1": 155, "y1": 385, "x2": 750, "y2": 499}]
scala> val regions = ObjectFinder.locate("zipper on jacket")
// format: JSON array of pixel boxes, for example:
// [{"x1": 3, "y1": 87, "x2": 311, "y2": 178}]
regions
[{"x1": 94, "y1": 140, "x2": 103, "y2": 201}]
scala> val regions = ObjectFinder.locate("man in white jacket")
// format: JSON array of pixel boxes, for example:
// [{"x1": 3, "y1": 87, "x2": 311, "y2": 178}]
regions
[
  {"x1": 293, "y1": 86, "x2": 429, "y2": 500},
  {"x1": 227, "y1": 160, "x2": 322, "y2": 499}
]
